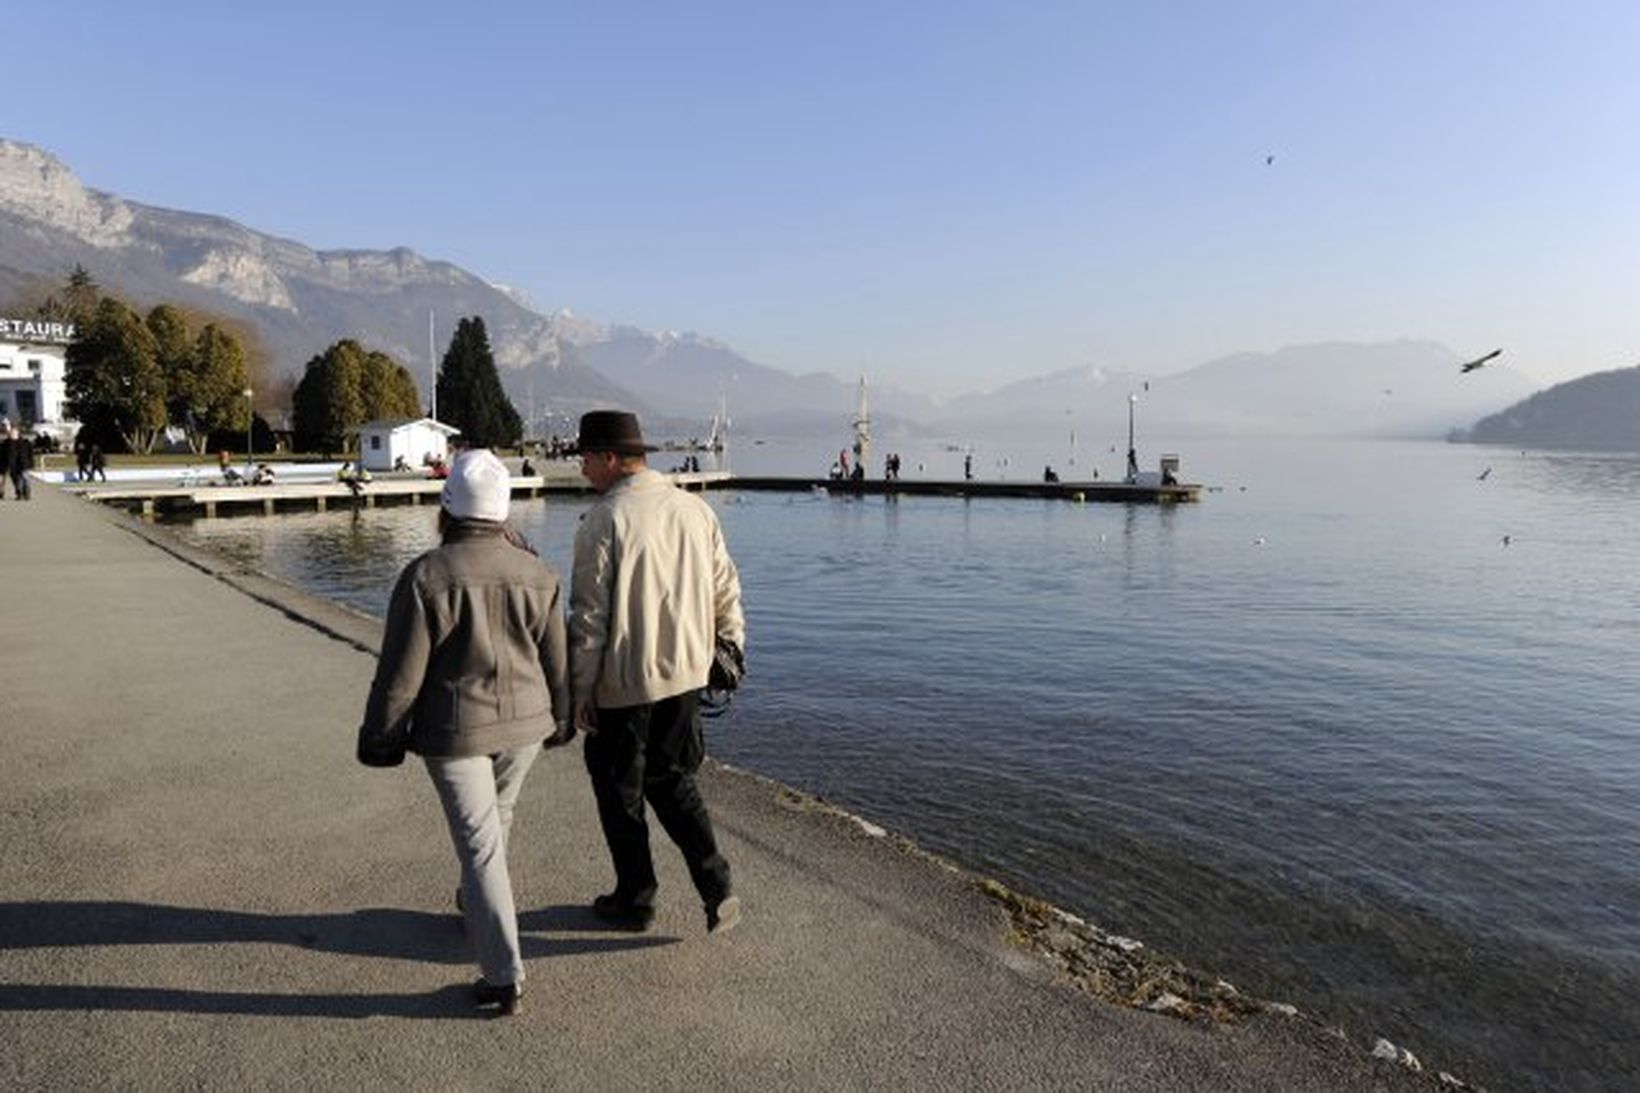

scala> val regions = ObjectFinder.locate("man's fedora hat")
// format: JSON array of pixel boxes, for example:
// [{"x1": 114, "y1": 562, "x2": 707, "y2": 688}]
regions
[{"x1": 577, "y1": 410, "x2": 656, "y2": 455}]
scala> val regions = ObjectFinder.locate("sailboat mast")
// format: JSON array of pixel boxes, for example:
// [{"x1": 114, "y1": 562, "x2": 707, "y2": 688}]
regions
[
  {"x1": 852, "y1": 375, "x2": 871, "y2": 476},
  {"x1": 429, "y1": 310, "x2": 437, "y2": 421}
]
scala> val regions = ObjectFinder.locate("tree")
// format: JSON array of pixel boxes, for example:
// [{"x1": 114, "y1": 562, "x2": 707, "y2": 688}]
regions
[
  {"x1": 25, "y1": 265, "x2": 102, "y2": 331},
  {"x1": 59, "y1": 265, "x2": 102, "y2": 329},
  {"x1": 147, "y1": 304, "x2": 195, "y2": 433},
  {"x1": 181, "y1": 324, "x2": 251, "y2": 454},
  {"x1": 360, "y1": 349, "x2": 423, "y2": 422},
  {"x1": 65, "y1": 297, "x2": 167, "y2": 453},
  {"x1": 436, "y1": 316, "x2": 521, "y2": 448},
  {"x1": 291, "y1": 340, "x2": 370, "y2": 455}
]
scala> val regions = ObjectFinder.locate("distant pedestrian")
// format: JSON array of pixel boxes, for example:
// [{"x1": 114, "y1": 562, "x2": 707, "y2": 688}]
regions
[
  {"x1": 570, "y1": 410, "x2": 746, "y2": 935},
  {"x1": 75, "y1": 439, "x2": 90, "y2": 482},
  {"x1": 0, "y1": 428, "x2": 11, "y2": 500},
  {"x1": 8, "y1": 428, "x2": 34, "y2": 499},
  {"x1": 964, "y1": 453, "x2": 973, "y2": 481},
  {"x1": 356, "y1": 448, "x2": 571, "y2": 1016},
  {"x1": 90, "y1": 444, "x2": 107, "y2": 482}
]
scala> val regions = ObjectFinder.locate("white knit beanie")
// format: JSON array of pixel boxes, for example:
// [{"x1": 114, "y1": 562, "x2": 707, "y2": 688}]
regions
[{"x1": 441, "y1": 449, "x2": 511, "y2": 522}]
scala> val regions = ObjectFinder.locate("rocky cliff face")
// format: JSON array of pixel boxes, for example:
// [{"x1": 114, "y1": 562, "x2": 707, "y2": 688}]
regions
[{"x1": 0, "y1": 140, "x2": 134, "y2": 247}]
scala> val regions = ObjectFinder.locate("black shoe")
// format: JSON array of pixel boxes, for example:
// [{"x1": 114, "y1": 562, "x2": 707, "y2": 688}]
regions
[
  {"x1": 706, "y1": 894, "x2": 741, "y2": 936},
  {"x1": 591, "y1": 892, "x2": 655, "y2": 932},
  {"x1": 473, "y1": 978, "x2": 522, "y2": 1016}
]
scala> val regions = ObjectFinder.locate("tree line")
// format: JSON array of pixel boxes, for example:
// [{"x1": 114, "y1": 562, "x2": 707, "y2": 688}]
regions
[
  {"x1": 15, "y1": 267, "x2": 524, "y2": 456},
  {"x1": 290, "y1": 315, "x2": 521, "y2": 453},
  {"x1": 26, "y1": 266, "x2": 266, "y2": 454}
]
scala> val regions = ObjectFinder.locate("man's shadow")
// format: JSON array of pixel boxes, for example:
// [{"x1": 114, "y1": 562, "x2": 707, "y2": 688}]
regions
[{"x1": 0, "y1": 900, "x2": 673, "y2": 1019}]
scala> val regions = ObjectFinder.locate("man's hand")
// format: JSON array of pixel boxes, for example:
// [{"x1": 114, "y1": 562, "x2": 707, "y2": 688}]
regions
[{"x1": 574, "y1": 700, "x2": 599, "y2": 736}]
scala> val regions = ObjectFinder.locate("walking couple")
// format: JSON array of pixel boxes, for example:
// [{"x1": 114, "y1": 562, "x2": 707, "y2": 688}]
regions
[{"x1": 357, "y1": 410, "x2": 745, "y2": 1016}]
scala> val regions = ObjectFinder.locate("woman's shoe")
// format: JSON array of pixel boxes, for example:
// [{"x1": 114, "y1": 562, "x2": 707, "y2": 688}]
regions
[{"x1": 472, "y1": 978, "x2": 522, "y2": 1016}]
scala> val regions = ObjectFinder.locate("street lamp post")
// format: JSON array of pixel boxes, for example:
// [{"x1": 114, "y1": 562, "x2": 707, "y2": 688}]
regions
[
  {"x1": 1126, "y1": 393, "x2": 1139, "y2": 483},
  {"x1": 244, "y1": 387, "x2": 254, "y2": 470}
]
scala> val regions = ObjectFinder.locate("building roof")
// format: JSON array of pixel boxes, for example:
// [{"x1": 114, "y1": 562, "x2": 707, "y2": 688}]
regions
[{"x1": 357, "y1": 417, "x2": 461, "y2": 436}]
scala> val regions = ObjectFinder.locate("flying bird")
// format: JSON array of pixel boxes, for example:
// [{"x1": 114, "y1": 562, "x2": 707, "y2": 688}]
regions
[
  {"x1": 1477, "y1": 467, "x2": 1492, "y2": 481},
  {"x1": 1265, "y1": 154, "x2": 1275, "y2": 165},
  {"x1": 1459, "y1": 348, "x2": 1503, "y2": 373}
]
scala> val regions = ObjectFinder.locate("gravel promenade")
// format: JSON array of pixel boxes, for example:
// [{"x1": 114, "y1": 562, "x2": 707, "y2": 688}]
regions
[{"x1": 0, "y1": 482, "x2": 1439, "y2": 1090}]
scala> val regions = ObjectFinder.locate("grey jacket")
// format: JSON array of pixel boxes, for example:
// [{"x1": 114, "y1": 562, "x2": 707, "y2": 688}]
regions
[
  {"x1": 361, "y1": 522, "x2": 569, "y2": 758},
  {"x1": 570, "y1": 468, "x2": 744, "y2": 709}
]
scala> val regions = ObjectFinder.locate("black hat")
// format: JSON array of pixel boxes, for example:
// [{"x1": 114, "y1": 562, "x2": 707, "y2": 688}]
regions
[{"x1": 577, "y1": 410, "x2": 655, "y2": 455}]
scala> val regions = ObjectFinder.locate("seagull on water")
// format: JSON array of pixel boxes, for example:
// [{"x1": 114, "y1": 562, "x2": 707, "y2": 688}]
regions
[{"x1": 1460, "y1": 348, "x2": 1503, "y2": 373}]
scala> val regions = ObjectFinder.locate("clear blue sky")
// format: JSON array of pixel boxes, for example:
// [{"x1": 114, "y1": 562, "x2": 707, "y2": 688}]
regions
[{"x1": 7, "y1": 1, "x2": 1636, "y2": 394}]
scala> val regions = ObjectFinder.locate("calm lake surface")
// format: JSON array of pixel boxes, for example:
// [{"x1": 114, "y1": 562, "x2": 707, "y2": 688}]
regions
[{"x1": 174, "y1": 437, "x2": 1639, "y2": 1092}]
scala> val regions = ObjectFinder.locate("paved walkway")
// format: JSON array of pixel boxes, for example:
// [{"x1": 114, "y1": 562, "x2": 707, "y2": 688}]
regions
[{"x1": 0, "y1": 483, "x2": 1430, "y2": 1090}]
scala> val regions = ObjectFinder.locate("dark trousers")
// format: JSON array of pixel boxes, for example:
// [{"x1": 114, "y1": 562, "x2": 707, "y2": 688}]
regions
[{"x1": 583, "y1": 691, "x2": 731, "y2": 909}]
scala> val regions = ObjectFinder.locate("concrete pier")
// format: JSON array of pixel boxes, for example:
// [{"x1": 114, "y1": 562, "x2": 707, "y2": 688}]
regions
[
  {"x1": 67, "y1": 469, "x2": 1194, "y2": 520},
  {"x1": 0, "y1": 484, "x2": 1427, "y2": 1090}
]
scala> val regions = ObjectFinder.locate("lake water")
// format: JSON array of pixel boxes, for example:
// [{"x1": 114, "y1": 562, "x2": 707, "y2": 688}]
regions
[{"x1": 172, "y1": 437, "x2": 1640, "y2": 1092}]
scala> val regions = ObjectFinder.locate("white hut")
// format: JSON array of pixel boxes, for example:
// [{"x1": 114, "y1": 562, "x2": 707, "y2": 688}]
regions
[{"x1": 357, "y1": 417, "x2": 460, "y2": 472}]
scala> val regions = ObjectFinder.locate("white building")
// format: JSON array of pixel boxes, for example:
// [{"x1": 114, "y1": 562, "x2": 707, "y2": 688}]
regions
[
  {"x1": 0, "y1": 317, "x2": 76, "y2": 441},
  {"x1": 357, "y1": 417, "x2": 460, "y2": 472}
]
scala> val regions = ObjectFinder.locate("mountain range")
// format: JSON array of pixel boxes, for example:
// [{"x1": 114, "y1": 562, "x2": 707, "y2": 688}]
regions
[{"x1": 1, "y1": 137, "x2": 1542, "y2": 442}]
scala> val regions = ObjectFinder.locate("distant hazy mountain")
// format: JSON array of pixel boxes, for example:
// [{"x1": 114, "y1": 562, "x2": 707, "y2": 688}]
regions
[
  {"x1": 941, "y1": 341, "x2": 1539, "y2": 440},
  {"x1": 556, "y1": 322, "x2": 939, "y2": 436},
  {"x1": 1460, "y1": 366, "x2": 1640, "y2": 451}
]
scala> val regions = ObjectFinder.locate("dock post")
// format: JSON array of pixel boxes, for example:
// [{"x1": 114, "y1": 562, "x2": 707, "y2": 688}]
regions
[
  {"x1": 204, "y1": 500, "x2": 217, "y2": 518},
  {"x1": 366, "y1": 494, "x2": 376, "y2": 509},
  {"x1": 409, "y1": 490, "x2": 419, "y2": 505},
  {"x1": 316, "y1": 496, "x2": 326, "y2": 513},
  {"x1": 264, "y1": 498, "x2": 275, "y2": 516},
  {"x1": 142, "y1": 499, "x2": 155, "y2": 519}
]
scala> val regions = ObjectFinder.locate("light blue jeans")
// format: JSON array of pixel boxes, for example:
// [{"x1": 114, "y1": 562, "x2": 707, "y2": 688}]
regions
[{"x1": 423, "y1": 742, "x2": 541, "y2": 987}]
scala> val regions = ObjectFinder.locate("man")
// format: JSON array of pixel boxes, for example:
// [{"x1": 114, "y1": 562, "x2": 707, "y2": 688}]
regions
[
  {"x1": 9, "y1": 427, "x2": 34, "y2": 500},
  {"x1": 570, "y1": 410, "x2": 745, "y2": 934}
]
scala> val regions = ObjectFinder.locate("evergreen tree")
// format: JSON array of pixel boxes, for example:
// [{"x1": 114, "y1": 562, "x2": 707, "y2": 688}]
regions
[
  {"x1": 65, "y1": 297, "x2": 167, "y2": 453},
  {"x1": 291, "y1": 340, "x2": 369, "y2": 455},
  {"x1": 184, "y1": 324, "x2": 251, "y2": 454},
  {"x1": 34, "y1": 265, "x2": 102, "y2": 331},
  {"x1": 147, "y1": 304, "x2": 195, "y2": 434},
  {"x1": 436, "y1": 316, "x2": 521, "y2": 448},
  {"x1": 360, "y1": 349, "x2": 423, "y2": 422},
  {"x1": 60, "y1": 265, "x2": 102, "y2": 329}
]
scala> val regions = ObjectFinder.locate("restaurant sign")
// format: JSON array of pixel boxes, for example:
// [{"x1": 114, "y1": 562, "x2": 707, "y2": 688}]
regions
[{"x1": 0, "y1": 318, "x2": 77, "y2": 344}]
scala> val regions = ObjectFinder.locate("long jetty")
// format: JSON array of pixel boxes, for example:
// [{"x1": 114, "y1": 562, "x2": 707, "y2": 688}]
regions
[
  {"x1": 68, "y1": 470, "x2": 1199, "y2": 519},
  {"x1": 0, "y1": 482, "x2": 1433, "y2": 1091}
]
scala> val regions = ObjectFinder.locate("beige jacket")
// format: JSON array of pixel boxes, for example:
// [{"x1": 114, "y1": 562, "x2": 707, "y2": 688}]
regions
[
  {"x1": 361, "y1": 523, "x2": 569, "y2": 758},
  {"x1": 570, "y1": 468, "x2": 744, "y2": 709}
]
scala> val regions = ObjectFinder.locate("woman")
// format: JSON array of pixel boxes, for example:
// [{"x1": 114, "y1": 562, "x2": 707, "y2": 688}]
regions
[{"x1": 357, "y1": 448, "x2": 570, "y2": 1015}]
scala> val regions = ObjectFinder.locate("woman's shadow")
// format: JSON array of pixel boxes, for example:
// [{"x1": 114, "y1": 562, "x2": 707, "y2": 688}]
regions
[{"x1": 0, "y1": 900, "x2": 673, "y2": 1019}]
